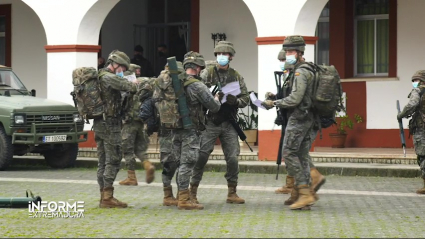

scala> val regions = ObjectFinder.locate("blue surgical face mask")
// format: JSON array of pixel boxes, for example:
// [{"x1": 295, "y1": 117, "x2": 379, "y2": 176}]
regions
[
  {"x1": 116, "y1": 71, "x2": 124, "y2": 78},
  {"x1": 286, "y1": 55, "x2": 297, "y2": 65},
  {"x1": 413, "y1": 82, "x2": 419, "y2": 88},
  {"x1": 279, "y1": 61, "x2": 286, "y2": 71},
  {"x1": 217, "y1": 54, "x2": 229, "y2": 66}
]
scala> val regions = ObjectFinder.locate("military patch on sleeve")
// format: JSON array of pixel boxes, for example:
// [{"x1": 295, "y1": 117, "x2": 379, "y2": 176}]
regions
[{"x1": 295, "y1": 72, "x2": 300, "y2": 76}]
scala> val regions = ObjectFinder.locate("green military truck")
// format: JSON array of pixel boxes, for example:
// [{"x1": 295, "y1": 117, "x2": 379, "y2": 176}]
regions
[{"x1": 0, "y1": 65, "x2": 88, "y2": 170}]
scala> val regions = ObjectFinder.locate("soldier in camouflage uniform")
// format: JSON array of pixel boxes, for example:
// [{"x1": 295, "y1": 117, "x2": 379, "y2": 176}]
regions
[
  {"x1": 171, "y1": 51, "x2": 221, "y2": 210},
  {"x1": 95, "y1": 50, "x2": 139, "y2": 208},
  {"x1": 262, "y1": 36, "x2": 317, "y2": 210},
  {"x1": 190, "y1": 41, "x2": 249, "y2": 204},
  {"x1": 269, "y1": 49, "x2": 326, "y2": 199},
  {"x1": 118, "y1": 65, "x2": 155, "y2": 186},
  {"x1": 141, "y1": 62, "x2": 184, "y2": 206},
  {"x1": 397, "y1": 70, "x2": 425, "y2": 194},
  {"x1": 129, "y1": 64, "x2": 141, "y2": 77}
]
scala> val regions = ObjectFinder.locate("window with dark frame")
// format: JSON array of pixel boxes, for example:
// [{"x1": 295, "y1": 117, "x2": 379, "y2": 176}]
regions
[
  {"x1": 315, "y1": 2, "x2": 330, "y2": 66},
  {"x1": 355, "y1": 0, "x2": 389, "y2": 76}
]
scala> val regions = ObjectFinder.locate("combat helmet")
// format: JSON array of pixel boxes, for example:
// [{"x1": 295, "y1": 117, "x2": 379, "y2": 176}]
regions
[
  {"x1": 107, "y1": 50, "x2": 130, "y2": 69},
  {"x1": 214, "y1": 41, "x2": 236, "y2": 56},
  {"x1": 277, "y1": 49, "x2": 286, "y2": 61},
  {"x1": 183, "y1": 51, "x2": 205, "y2": 69},
  {"x1": 165, "y1": 61, "x2": 185, "y2": 73},
  {"x1": 282, "y1": 35, "x2": 306, "y2": 52},
  {"x1": 412, "y1": 70, "x2": 425, "y2": 82},
  {"x1": 128, "y1": 64, "x2": 141, "y2": 73}
]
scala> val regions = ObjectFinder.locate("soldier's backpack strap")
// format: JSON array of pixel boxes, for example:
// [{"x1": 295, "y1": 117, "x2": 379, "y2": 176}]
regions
[{"x1": 183, "y1": 78, "x2": 200, "y2": 87}]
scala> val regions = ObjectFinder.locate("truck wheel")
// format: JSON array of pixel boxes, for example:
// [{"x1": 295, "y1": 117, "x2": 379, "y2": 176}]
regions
[
  {"x1": 0, "y1": 126, "x2": 13, "y2": 170},
  {"x1": 44, "y1": 143, "x2": 79, "y2": 169}
]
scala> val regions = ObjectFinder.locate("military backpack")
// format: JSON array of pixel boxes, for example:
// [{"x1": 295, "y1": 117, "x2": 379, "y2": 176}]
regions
[
  {"x1": 153, "y1": 70, "x2": 199, "y2": 129},
  {"x1": 71, "y1": 67, "x2": 107, "y2": 122},
  {"x1": 299, "y1": 62, "x2": 344, "y2": 128}
]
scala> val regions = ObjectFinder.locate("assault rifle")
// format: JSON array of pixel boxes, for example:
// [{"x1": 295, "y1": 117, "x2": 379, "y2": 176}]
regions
[
  {"x1": 274, "y1": 71, "x2": 288, "y2": 180},
  {"x1": 396, "y1": 100, "x2": 406, "y2": 157}
]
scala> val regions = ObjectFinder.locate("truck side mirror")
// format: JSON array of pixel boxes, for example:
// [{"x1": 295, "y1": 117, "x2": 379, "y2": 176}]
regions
[{"x1": 31, "y1": 89, "x2": 36, "y2": 97}]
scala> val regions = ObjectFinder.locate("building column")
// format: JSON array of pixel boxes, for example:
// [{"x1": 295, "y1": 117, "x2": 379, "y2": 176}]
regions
[
  {"x1": 243, "y1": 0, "x2": 327, "y2": 160},
  {"x1": 21, "y1": 0, "x2": 119, "y2": 105}
]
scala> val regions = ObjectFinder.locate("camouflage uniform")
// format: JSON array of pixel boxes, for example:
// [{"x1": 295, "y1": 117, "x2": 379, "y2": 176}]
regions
[
  {"x1": 262, "y1": 36, "x2": 317, "y2": 210},
  {"x1": 272, "y1": 65, "x2": 325, "y2": 197},
  {"x1": 95, "y1": 49, "x2": 138, "y2": 208},
  {"x1": 398, "y1": 70, "x2": 425, "y2": 194},
  {"x1": 119, "y1": 75, "x2": 155, "y2": 186},
  {"x1": 173, "y1": 74, "x2": 221, "y2": 194},
  {"x1": 190, "y1": 41, "x2": 249, "y2": 204},
  {"x1": 139, "y1": 74, "x2": 179, "y2": 206},
  {"x1": 168, "y1": 52, "x2": 221, "y2": 210}
]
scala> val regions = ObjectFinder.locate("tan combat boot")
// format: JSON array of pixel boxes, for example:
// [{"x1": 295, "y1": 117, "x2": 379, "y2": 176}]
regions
[
  {"x1": 226, "y1": 183, "x2": 245, "y2": 204},
  {"x1": 310, "y1": 167, "x2": 326, "y2": 192},
  {"x1": 100, "y1": 186, "x2": 128, "y2": 208},
  {"x1": 142, "y1": 161, "x2": 155, "y2": 184},
  {"x1": 163, "y1": 186, "x2": 178, "y2": 206},
  {"x1": 119, "y1": 170, "x2": 138, "y2": 186},
  {"x1": 189, "y1": 183, "x2": 200, "y2": 204},
  {"x1": 416, "y1": 178, "x2": 425, "y2": 194},
  {"x1": 289, "y1": 185, "x2": 316, "y2": 210},
  {"x1": 275, "y1": 175, "x2": 295, "y2": 194},
  {"x1": 177, "y1": 189, "x2": 204, "y2": 210},
  {"x1": 284, "y1": 185, "x2": 299, "y2": 205}
]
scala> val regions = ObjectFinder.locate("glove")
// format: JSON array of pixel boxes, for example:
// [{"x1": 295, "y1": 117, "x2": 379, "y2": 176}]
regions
[
  {"x1": 274, "y1": 117, "x2": 283, "y2": 126},
  {"x1": 261, "y1": 100, "x2": 275, "y2": 110},
  {"x1": 397, "y1": 113, "x2": 403, "y2": 121},
  {"x1": 265, "y1": 92, "x2": 276, "y2": 100},
  {"x1": 216, "y1": 92, "x2": 224, "y2": 102},
  {"x1": 226, "y1": 94, "x2": 239, "y2": 106}
]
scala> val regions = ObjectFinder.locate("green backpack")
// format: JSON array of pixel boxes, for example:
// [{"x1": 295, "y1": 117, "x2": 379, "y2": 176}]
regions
[
  {"x1": 130, "y1": 77, "x2": 155, "y2": 121},
  {"x1": 71, "y1": 67, "x2": 107, "y2": 121},
  {"x1": 153, "y1": 70, "x2": 198, "y2": 129},
  {"x1": 299, "y1": 62, "x2": 345, "y2": 128}
]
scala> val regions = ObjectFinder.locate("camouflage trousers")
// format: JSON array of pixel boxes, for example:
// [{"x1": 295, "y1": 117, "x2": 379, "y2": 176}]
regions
[
  {"x1": 173, "y1": 128, "x2": 200, "y2": 190},
  {"x1": 282, "y1": 112, "x2": 314, "y2": 186},
  {"x1": 159, "y1": 129, "x2": 178, "y2": 187},
  {"x1": 93, "y1": 117, "x2": 122, "y2": 189},
  {"x1": 412, "y1": 127, "x2": 425, "y2": 178},
  {"x1": 121, "y1": 120, "x2": 150, "y2": 171},
  {"x1": 285, "y1": 128, "x2": 318, "y2": 176},
  {"x1": 191, "y1": 121, "x2": 240, "y2": 185}
]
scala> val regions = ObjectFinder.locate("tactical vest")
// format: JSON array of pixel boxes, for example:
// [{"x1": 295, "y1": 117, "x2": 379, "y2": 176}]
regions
[
  {"x1": 206, "y1": 66, "x2": 239, "y2": 125},
  {"x1": 98, "y1": 69, "x2": 123, "y2": 118},
  {"x1": 184, "y1": 76, "x2": 207, "y2": 131},
  {"x1": 418, "y1": 87, "x2": 425, "y2": 125}
]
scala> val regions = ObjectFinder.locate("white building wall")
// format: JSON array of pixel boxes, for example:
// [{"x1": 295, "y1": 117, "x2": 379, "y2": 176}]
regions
[
  {"x1": 0, "y1": 0, "x2": 47, "y2": 98},
  {"x1": 367, "y1": 0, "x2": 425, "y2": 129},
  {"x1": 199, "y1": 0, "x2": 258, "y2": 100},
  {"x1": 100, "y1": 0, "x2": 148, "y2": 61}
]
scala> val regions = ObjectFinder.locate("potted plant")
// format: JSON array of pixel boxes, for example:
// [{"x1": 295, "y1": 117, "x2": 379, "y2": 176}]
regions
[
  {"x1": 329, "y1": 113, "x2": 363, "y2": 148},
  {"x1": 237, "y1": 91, "x2": 258, "y2": 145}
]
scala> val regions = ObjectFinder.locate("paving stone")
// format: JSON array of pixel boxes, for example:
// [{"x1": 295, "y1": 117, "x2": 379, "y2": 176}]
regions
[{"x1": 0, "y1": 167, "x2": 424, "y2": 238}]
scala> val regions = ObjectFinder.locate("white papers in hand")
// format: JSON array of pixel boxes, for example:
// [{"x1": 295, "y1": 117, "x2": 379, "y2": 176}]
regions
[
  {"x1": 123, "y1": 73, "x2": 137, "y2": 82},
  {"x1": 250, "y1": 92, "x2": 266, "y2": 110},
  {"x1": 220, "y1": 81, "x2": 241, "y2": 103}
]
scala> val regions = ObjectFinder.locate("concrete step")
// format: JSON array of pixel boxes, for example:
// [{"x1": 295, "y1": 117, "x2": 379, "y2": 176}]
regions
[
  {"x1": 12, "y1": 155, "x2": 422, "y2": 178},
  {"x1": 37, "y1": 147, "x2": 419, "y2": 165}
]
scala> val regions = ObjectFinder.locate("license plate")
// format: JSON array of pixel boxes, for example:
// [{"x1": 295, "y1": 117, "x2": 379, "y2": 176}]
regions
[{"x1": 43, "y1": 135, "x2": 67, "y2": 142}]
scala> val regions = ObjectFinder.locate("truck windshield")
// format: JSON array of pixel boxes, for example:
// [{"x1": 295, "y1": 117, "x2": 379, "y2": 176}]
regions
[{"x1": 0, "y1": 70, "x2": 28, "y2": 95}]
